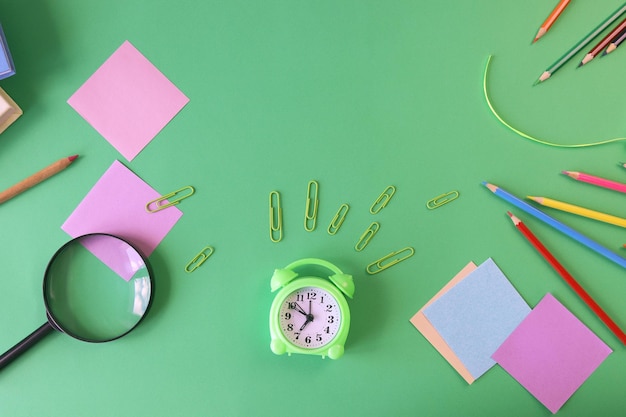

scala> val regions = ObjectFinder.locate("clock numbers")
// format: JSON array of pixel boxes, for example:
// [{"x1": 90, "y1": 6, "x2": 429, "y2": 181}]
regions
[{"x1": 278, "y1": 286, "x2": 341, "y2": 349}]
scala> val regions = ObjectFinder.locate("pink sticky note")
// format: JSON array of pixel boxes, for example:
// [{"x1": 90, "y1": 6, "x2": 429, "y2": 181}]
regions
[
  {"x1": 492, "y1": 293, "x2": 612, "y2": 414},
  {"x1": 67, "y1": 41, "x2": 189, "y2": 161},
  {"x1": 410, "y1": 262, "x2": 477, "y2": 384},
  {"x1": 61, "y1": 160, "x2": 183, "y2": 280}
]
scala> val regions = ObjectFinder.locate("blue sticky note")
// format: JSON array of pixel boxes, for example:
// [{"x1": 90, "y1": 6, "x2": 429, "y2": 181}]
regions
[
  {"x1": 0, "y1": 24, "x2": 15, "y2": 80},
  {"x1": 423, "y1": 258, "x2": 531, "y2": 379}
]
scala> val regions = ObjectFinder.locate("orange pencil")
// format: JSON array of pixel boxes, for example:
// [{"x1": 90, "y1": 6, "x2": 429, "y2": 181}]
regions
[
  {"x1": 0, "y1": 155, "x2": 78, "y2": 204},
  {"x1": 534, "y1": 0, "x2": 572, "y2": 43}
]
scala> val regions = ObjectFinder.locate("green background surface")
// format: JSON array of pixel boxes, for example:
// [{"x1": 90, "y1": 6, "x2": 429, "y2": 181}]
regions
[{"x1": 2, "y1": 0, "x2": 626, "y2": 415}]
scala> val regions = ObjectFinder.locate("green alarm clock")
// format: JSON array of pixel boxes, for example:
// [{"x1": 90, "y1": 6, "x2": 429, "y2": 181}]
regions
[{"x1": 269, "y1": 258, "x2": 354, "y2": 359}]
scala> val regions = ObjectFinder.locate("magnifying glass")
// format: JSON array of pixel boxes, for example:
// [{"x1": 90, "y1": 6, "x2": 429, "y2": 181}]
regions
[{"x1": 0, "y1": 233, "x2": 153, "y2": 370}]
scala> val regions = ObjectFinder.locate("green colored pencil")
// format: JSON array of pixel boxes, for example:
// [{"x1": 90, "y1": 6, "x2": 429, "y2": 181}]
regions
[{"x1": 536, "y1": 2, "x2": 626, "y2": 84}]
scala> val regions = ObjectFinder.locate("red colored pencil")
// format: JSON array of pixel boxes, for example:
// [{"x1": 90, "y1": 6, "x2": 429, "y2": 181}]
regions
[{"x1": 508, "y1": 211, "x2": 626, "y2": 345}]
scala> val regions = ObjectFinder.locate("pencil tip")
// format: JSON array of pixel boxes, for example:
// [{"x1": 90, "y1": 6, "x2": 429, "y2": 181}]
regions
[
  {"x1": 534, "y1": 28, "x2": 546, "y2": 43},
  {"x1": 507, "y1": 211, "x2": 520, "y2": 224},
  {"x1": 68, "y1": 154, "x2": 79, "y2": 162},
  {"x1": 482, "y1": 182, "x2": 497, "y2": 192}
]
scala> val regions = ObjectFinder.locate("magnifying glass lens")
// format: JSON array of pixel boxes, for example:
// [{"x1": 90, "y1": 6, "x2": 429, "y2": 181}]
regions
[{"x1": 44, "y1": 235, "x2": 152, "y2": 342}]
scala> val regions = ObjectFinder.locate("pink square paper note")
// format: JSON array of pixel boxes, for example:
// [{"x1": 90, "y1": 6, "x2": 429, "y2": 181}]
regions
[
  {"x1": 492, "y1": 293, "x2": 612, "y2": 414},
  {"x1": 68, "y1": 41, "x2": 189, "y2": 161},
  {"x1": 61, "y1": 160, "x2": 183, "y2": 280}
]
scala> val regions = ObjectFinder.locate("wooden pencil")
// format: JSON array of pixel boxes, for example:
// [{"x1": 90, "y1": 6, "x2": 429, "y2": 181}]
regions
[
  {"x1": 0, "y1": 155, "x2": 79, "y2": 204},
  {"x1": 528, "y1": 196, "x2": 626, "y2": 228},
  {"x1": 604, "y1": 27, "x2": 626, "y2": 54},
  {"x1": 508, "y1": 211, "x2": 626, "y2": 345},
  {"x1": 562, "y1": 170, "x2": 626, "y2": 194},
  {"x1": 533, "y1": 0, "x2": 572, "y2": 43},
  {"x1": 482, "y1": 182, "x2": 626, "y2": 269},
  {"x1": 579, "y1": 17, "x2": 626, "y2": 65},
  {"x1": 536, "y1": 2, "x2": 626, "y2": 83}
]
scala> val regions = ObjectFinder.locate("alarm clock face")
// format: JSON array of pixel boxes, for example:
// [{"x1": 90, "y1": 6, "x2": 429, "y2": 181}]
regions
[{"x1": 277, "y1": 286, "x2": 342, "y2": 349}]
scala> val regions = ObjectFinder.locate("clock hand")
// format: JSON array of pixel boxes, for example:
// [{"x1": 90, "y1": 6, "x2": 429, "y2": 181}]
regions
[
  {"x1": 299, "y1": 318, "x2": 310, "y2": 331},
  {"x1": 300, "y1": 300, "x2": 314, "y2": 330},
  {"x1": 293, "y1": 302, "x2": 307, "y2": 316}
]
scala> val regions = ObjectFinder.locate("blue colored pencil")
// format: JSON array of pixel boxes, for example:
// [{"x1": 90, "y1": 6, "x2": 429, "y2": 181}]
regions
[{"x1": 482, "y1": 182, "x2": 626, "y2": 270}]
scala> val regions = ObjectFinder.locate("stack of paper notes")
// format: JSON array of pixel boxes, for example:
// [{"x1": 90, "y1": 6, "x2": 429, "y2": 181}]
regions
[
  {"x1": 411, "y1": 258, "x2": 612, "y2": 414},
  {"x1": 0, "y1": 87, "x2": 22, "y2": 134}
]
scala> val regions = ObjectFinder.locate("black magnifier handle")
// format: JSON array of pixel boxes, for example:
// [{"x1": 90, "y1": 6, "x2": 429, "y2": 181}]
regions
[{"x1": 0, "y1": 322, "x2": 55, "y2": 370}]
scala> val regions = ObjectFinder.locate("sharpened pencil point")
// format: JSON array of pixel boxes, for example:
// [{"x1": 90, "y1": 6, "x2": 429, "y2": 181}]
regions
[
  {"x1": 507, "y1": 211, "x2": 521, "y2": 225},
  {"x1": 481, "y1": 182, "x2": 497, "y2": 193},
  {"x1": 68, "y1": 154, "x2": 79, "y2": 162}
]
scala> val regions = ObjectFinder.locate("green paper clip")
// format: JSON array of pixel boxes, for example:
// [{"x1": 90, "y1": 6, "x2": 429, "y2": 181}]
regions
[
  {"x1": 269, "y1": 191, "x2": 283, "y2": 242},
  {"x1": 328, "y1": 203, "x2": 349, "y2": 235},
  {"x1": 185, "y1": 246, "x2": 214, "y2": 273},
  {"x1": 146, "y1": 186, "x2": 195, "y2": 213},
  {"x1": 304, "y1": 180, "x2": 319, "y2": 232},
  {"x1": 366, "y1": 247, "x2": 415, "y2": 275},
  {"x1": 426, "y1": 190, "x2": 460, "y2": 210},
  {"x1": 355, "y1": 221, "x2": 380, "y2": 251},
  {"x1": 370, "y1": 185, "x2": 396, "y2": 214}
]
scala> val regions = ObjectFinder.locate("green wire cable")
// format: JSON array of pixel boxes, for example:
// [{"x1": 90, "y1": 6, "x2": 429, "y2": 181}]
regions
[{"x1": 483, "y1": 55, "x2": 626, "y2": 148}]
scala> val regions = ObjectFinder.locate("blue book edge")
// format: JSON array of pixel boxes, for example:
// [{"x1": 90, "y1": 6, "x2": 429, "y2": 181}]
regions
[{"x1": 0, "y1": 23, "x2": 16, "y2": 80}]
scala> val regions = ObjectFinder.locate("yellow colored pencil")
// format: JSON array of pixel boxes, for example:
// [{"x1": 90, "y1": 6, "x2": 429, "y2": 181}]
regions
[{"x1": 528, "y1": 196, "x2": 626, "y2": 228}]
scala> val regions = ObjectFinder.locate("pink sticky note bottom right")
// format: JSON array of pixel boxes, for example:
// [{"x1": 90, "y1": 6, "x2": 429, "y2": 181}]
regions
[
  {"x1": 492, "y1": 293, "x2": 612, "y2": 413},
  {"x1": 410, "y1": 262, "x2": 478, "y2": 384}
]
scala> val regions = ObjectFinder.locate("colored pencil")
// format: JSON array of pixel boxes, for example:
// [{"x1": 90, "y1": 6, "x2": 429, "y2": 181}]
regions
[
  {"x1": 604, "y1": 27, "x2": 626, "y2": 55},
  {"x1": 482, "y1": 182, "x2": 626, "y2": 269},
  {"x1": 579, "y1": 17, "x2": 626, "y2": 65},
  {"x1": 536, "y1": 2, "x2": 626, "y2": 83},
  {"x1": 0, "y1": 155, "x2": 79, "y2": 204},
  {"x1": 533, "y1": 0, "x2": 572, "y2": 43},
  {"x1": 562, "y1": 170, "x2": 626, "y2": 194},
  {"x1": 528, "y1": 196, "x2": 626, "y2": 228},
  {"x1": 508, "y1": 211, "x2": 626, "y2": 345}
]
